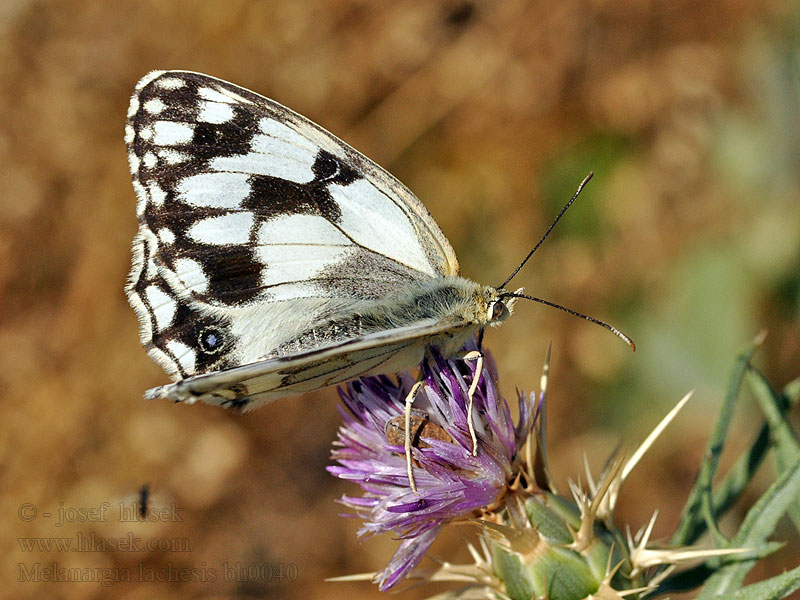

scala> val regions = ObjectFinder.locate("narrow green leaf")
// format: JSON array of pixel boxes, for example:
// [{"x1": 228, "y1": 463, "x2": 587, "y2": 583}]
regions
[
  {"x1": 697, "y1": 459, "x2": 800, "y2": 598},
  {"x1": 672, "y1": 340, "x2": 761, "y2": 546},
  {"x1": 747, "y1": 367, "x2": 800, "y2": 471},
  {"x1": 720, "y1": 563, "x2": 800, "y2": 600},
  {"x1": 747, "y1": 366, "x2": 800, "y2": 531},
  {"x1": 687, "y1": 371, "x2": 799, "y2": 543},
  {"x1": 711, "y1": 425, "x2": 771, "y2": 518}
]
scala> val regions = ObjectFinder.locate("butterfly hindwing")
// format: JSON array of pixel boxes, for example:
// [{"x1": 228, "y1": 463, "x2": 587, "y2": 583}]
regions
[
  {"x1": 144, "y1": 318, "x2": 474, "y2": 410},
  {"x1": 125, "y1": 70, "x2": 462, "y2": 388}
]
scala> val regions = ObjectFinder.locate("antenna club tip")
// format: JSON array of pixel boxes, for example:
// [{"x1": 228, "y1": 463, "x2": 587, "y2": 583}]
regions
[{"x1": 621, "y1": 335, "x2": 636, "y2": 352}]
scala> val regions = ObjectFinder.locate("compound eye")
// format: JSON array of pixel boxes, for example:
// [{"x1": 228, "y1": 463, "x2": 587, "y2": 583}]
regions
[{"x1": 490, "y1": 300, "x2": 507, "y2": 321}]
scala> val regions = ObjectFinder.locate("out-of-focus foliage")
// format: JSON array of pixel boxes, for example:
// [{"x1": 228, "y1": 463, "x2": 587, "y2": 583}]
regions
[{"x1": 0, "y1": 1, "x2": 797, "y2": 599}]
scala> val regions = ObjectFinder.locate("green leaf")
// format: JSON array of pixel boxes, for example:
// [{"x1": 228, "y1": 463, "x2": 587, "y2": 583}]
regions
[
  {"x1": 711, "y1": 425, "x2": 771, "y2": 518},
  {"x1": 747, "y1": 366, "x2": 800, "y2": 531},
  {"x1": 710, "y1": 371, "x2": 800, "y2": 533},
  {"x1": 717, "y1": 563, "x2": 800, "y2": 600},
  {"x1": 672, "y1": 339, "x2": 761, "y2": 546},
  {"x1": 747, "y1": 367, "x2": 800, "y2": 471},
  {"x1": 676, "y1": 368, "x2": 800, "y2": 546},
  {"x1": 697, "y1": 459, "x2": 800, "y2": 598}
]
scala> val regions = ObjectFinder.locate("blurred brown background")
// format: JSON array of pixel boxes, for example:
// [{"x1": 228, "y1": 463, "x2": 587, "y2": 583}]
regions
[{"x1": 1, "y1": 1, "x2": 798, "y2": 599}]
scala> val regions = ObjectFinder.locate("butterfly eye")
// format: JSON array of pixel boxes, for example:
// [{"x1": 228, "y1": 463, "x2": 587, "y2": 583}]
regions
[
  {"x1": 198, "y1": 327, "x2": 226, "y2": 355},
  {"x1": 490, "y1": 300, "x2": 507, "y2": 321}
]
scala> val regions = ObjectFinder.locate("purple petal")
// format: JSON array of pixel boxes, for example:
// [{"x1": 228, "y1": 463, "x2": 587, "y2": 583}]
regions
[{"x1": 329, "y1": 340, "x2": 539, "y2": 589}]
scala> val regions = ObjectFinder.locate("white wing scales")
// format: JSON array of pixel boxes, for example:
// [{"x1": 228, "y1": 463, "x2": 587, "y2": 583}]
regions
[{"x1": 126, "y1": 70, "x2": 467, "y2": 405}]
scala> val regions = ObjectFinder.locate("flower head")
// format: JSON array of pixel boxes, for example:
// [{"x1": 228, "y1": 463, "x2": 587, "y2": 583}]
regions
[
  {"x1": 327, "y1": 343, "x2": 536, "y2": 590},
  {"x1": 329, "y1": 342, "x2": 772, "y2": 599}
]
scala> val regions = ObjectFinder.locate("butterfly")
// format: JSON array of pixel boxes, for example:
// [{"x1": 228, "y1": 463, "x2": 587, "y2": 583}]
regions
[
  {"x1": 127, "y1": 70, "x2": 514, "y2": 407},
  {"x1": 125, "y1": 71, "x2": 632, "y2": 472},
  {"x1": 125, "y1": 71, "x2": 636, "y2": 489}
]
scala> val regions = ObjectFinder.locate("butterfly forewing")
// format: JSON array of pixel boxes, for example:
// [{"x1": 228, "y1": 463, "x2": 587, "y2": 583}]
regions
[{"x1": 125, "y1": 70, "x2": 461, "y2": 384}]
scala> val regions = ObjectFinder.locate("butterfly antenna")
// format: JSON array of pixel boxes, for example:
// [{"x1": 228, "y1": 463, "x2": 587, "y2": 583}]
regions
[
  {"x1": 501, "y1": 291, "x2": 636, "y2": 351},
  {"x1": 498, "y1": 172, "x2": 593, "y2": 289}
]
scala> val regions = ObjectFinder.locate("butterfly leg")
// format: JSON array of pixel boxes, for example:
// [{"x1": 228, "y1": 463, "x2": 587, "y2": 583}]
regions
[
  {"x1": 403, "y1": 377, "x2": 425, "y2": 493},
  {"x1": 457, "y1": 350, "x2": 483, "y2": 457}
]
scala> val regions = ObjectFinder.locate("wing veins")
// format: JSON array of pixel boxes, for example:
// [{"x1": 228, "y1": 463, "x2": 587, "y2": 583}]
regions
[
  {"x1": 281, "y1": 340, "x2": 416, "y2": 388},
  {"x1": 148, "y1": 318, "x2": 464, "y2": 399},
  {"x1": 323, "y1": 218, "x2": 433, "y2": 275},
  {"x1": 145, "y1": 114, "x2": 319, "y2": 157}
]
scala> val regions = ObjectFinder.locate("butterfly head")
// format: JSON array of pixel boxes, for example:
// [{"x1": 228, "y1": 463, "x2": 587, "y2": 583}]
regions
[{"x1": 481, "y1": 286, "x2": 523, "y2": 327}]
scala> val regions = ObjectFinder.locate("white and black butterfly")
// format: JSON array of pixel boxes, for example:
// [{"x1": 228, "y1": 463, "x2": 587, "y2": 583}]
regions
[{"x1": 125, "y1": 70, "x2": 631, "y2": 413}]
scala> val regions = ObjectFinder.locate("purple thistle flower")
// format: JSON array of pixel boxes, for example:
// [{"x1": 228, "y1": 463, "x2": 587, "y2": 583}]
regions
[{"x1": 328, "y1": 342, "x2": 537, "y2": 590}]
